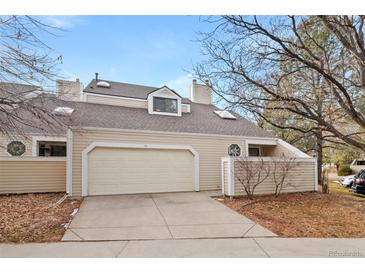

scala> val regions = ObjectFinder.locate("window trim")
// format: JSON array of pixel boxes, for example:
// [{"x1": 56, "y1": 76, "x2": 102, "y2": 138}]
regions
[
  {"x1": 147, "y1": 87, "x2": 182, "y2": 117},
  {"x1": 32, "y1": 136, "x2": 67, "y2": 157},
  {"x1": 152, "y1": 96, "x2": 178, "y2": 114}
]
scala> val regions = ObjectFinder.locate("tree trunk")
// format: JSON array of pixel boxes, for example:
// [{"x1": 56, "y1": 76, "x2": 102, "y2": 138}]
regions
[
  {"x1": 316, "y1": 130, "x2": 329, "y2": 193},
  {"x1": 317, "y1": 138, "x2": 323, "y2": 186}
]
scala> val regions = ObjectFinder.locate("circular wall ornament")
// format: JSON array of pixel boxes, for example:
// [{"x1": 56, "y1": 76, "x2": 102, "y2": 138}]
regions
[
  {"x1": 7, "y1": 141, "x2": 26, "y2": 156},
  {"x1": 228, "y1": 144, "x2": 241, "y2": 156}
]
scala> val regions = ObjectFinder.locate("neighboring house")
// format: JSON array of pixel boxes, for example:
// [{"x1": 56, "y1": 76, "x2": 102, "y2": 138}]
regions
[{"x1": 0, "y1": 76, "x2": 317, "y2": 197}]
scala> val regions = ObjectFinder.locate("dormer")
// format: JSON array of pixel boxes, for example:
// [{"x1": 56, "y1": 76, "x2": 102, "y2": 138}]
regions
[{"x1": 147, "y1": 86, "x2": 182, "y2": 117}]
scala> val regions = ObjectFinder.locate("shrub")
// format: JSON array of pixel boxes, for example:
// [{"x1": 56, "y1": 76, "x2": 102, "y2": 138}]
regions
[{"x1": 338, "y1": 165, "x2": 353, "y2": 176}]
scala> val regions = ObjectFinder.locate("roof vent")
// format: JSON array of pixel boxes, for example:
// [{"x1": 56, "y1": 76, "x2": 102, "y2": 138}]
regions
[
  {"x1": 96, "y1": 81, "x2": 110, "y2": 88},
  {"x1": 53, "y1": 107, "x2": 74, "y2": 116},
  {"x1": 214, "y1": 110, "x2": 236, "y2": 120}
]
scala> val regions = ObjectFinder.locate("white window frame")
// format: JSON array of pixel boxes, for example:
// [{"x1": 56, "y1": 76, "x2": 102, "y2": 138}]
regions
[
  {"x1": 32, "y1": 136, "x2": 67, "y2": 157},
  {"x1": 147, "y1": 87, "x2": 182, "y2": 117}
]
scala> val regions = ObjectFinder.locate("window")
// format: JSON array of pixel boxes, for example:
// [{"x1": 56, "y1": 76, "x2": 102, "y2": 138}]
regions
[
  {"x1": 153, "y1": 97, "x2": 178, "y2": 113},
  {"x1": 356, "y1": 160, "x2": 365, "y2": 166},
  {"x1": 38, "y1": 141, "x2": 66, "y2": 157},
  {"x1": 248, "y1": 147, "x2": 260, "y2": 157}
]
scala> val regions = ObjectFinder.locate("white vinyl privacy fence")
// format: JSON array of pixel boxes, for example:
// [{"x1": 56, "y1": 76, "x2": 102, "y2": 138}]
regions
[{"x1": 221, "y1": 156, "x2": 318, "y2": 197}]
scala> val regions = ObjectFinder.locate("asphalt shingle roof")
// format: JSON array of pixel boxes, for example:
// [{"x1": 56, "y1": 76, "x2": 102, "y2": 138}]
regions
[
  {"x1": 18, "y1": 94, "x2": 272, "y2": 138},
  {"x1": 0, "y1": 82, "x2": 40, "y2": 99},
  {"x1": 4, "y1": 80, "x2": 273, "y2": 138},
  {"x1": 83, "y1": 79, "x2": 191, "y2": 103}
]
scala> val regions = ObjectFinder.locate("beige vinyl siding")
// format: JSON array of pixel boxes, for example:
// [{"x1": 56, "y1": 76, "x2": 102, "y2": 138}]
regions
[
  {"x1": 262, "y1": 144, "x2": 296, "y2": 157},
  {"x1": 88, "y1": 147, "x2": 194, "y2": 195},
  {"x1": 85, "y1": 93, "x2": 191, "y2": 113},
  {"x1": 85, "y1": 94, "x2": 148, "y2": 109},
  {"x1": 233, "y1": 160, "x2": 315, "y2": 196},
  {"x1": 0, "y1": 158, "x2": 66, "y2": 194},
  {"x1": 0, "y1": 134, "x2": 32, "y2": 157},
  {"x1": 71, "y1": 128, "x2": 247, "y2": 196}
]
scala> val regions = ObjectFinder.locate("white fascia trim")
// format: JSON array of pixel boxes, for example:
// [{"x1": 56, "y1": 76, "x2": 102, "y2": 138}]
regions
[
  {"x1": 147, "y1": 87, "x2": 182, "y2": 117},
  {"x1": 66, "y1": 129, "x2": 73, "y2": 195},
  {"x1": 246, "y1": 138, "x2": 278, "y2": 145},
  {"x1": 277, "y1": 139, "x2": 311, "y2": 158},
  {"x1": 72, "y1": 126, "x2": 280, "y2": 140},
  {"x1": 31, "y1": 136, "x2": 67, "y2": 156},
  {"x1": 84, "y1": 92, "x2": 147, "y2": 102},
  {"x1": 81, "y1": 141, "x2": 200, "y2": 197}
]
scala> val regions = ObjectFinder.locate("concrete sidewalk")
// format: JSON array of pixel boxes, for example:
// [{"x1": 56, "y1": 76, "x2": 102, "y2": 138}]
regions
[{"x1": 1, "y1": 238, "x2": 365, "y2": 258}]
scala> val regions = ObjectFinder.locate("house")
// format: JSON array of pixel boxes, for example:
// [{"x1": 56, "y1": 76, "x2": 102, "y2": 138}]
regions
[{"x1": 0, "y1": 76, "x2": 317, "y2": 197}]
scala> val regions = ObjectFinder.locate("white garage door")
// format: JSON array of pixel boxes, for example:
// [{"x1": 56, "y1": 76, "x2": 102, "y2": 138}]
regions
[{"x1": 88, "y1": 147, "x2": 195, "y2": 195}]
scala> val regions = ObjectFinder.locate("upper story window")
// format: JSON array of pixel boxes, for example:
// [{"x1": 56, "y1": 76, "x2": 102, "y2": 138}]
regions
[
  {"x1": 147, "y1": 86, "x2": 182, "y2": 117},
  {"x1": 153, "y1": 97, "x2": 178, "y2": 114}
]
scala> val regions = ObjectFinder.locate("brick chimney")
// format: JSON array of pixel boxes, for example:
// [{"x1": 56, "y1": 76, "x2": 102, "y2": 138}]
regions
[{"x1": 189, "y1": 79, "x2": 212, "y2": 104}]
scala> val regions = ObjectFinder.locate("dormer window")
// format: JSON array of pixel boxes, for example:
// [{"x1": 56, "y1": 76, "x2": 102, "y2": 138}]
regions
[
  {"x1": 147, "y1": 86, "x2": 182, "y2": 117},
  {"x1": 153, "y1": 97, "x2": 178, "y2": 114}
]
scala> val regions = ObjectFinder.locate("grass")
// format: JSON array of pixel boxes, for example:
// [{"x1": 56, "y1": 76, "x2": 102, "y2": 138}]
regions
[
  {"x1": 220, "y1": 190, "x2": 365, "y2": 237},
  {"x1": 328, "y1": 181, "x2": 365, "y2": 200},
  {"x1": 0, "y1": 193, "x2": 81, "y2": 243}
]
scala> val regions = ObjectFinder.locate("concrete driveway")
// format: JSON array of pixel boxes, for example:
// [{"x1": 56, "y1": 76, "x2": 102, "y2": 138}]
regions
[{"x1": 62, "y1": 192, "x2": 276, "y2": 241}]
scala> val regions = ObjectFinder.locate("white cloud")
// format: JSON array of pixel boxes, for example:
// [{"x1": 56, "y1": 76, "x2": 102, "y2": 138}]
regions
[
  {"x1": 40, "y1": 16, "x2": 86, "y2": 29},
  {"x1": 163, "y1": 73, "x2": 193, "y2": 98}
]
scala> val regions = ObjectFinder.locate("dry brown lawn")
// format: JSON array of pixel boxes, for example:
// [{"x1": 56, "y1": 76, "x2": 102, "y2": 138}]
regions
[
  {"x1": 220, "y1": 190, "x2": 365, "y2": 237},
  {"x1": 0, "y1": 193, "x2": 81, "y2": 243}
]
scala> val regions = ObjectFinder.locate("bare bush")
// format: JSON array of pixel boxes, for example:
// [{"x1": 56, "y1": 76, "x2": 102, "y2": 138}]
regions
[
  {"x1": 272, "y1": 155, "x2": 298, "y2": 196},
  {"x1": 234, "y1": 157, "x2": 271, "y2": 199}
]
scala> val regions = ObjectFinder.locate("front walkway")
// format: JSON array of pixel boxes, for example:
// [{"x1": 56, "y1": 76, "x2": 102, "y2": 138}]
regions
[
  {"x1": 62, "y1": 192, "x2": 275, "y2": 241},
  {"x1": 1, "y1": 238, "x2": 365, "y2": 257}
]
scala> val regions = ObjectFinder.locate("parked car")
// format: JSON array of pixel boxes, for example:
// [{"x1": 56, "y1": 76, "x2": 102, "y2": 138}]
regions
[
  {"x1": 341, "y1": 175, "x2": 356, "y2": 188},
  {"x1": 351, "y1": 170, "x2": 365, "y2": 194},
  {"x1": 350, "y1": 159, "x2": 365, "y2": 174}
]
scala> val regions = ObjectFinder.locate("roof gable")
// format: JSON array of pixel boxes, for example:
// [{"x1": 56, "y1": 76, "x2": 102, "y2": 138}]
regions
[{"x1": 147, "y1": 86, "x2": 182, "y2": 98}]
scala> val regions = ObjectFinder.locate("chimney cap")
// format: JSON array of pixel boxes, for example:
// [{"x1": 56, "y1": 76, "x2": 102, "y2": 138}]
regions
[
  {"x1": 192, "y1": 79, "x2": 197, "y2": 84},
  {"x1": 204, "y1": 79, "x2": 210, "y2": 86}
]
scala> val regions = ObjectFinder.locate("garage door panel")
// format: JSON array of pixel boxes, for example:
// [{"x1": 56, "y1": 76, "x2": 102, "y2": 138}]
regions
[{"x1": 88, "y1": 147, "x2": 194, "y2": 195}]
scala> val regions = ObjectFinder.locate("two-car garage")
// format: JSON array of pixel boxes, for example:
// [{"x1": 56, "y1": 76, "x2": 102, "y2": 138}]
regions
[{"x1": 85, "y1": 145, "x2": 197, "y2": 196}]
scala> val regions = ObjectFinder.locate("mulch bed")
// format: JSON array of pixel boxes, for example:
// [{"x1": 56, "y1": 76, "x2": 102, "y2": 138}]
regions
[
  {"x1": 219, "y1": 192, "x2": 365, "y2": 237},
  {"x1": 0, "y1": 193, "x2": 81, "y2": 243}
]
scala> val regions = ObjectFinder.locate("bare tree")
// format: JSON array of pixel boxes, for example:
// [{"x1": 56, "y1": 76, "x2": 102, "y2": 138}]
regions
[
  {"x1": 0, "y1": 16, "x2": 63, "y2": 139},
  {"x1": 195, "y1": 15, "x2": 365, "y2": 150},
  {"x1": 234, "y1": 157, "x2": 271, "y2": 199},
  {"x1": 272, "y1": 155, "x2": 298, "y2": 196}
]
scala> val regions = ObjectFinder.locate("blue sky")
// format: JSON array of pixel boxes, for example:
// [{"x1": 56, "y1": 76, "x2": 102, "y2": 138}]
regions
[{"x1": 40, "y1": 16, "x2": 214, "y2": 98}]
